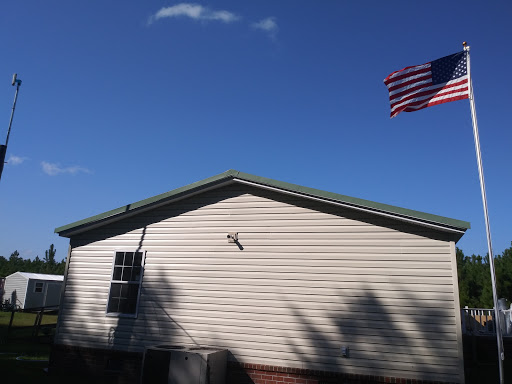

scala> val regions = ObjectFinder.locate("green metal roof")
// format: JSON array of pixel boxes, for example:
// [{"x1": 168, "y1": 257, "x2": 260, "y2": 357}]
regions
[{"x1": 55, "y1": 169, "x2": 470, "y2": 236}]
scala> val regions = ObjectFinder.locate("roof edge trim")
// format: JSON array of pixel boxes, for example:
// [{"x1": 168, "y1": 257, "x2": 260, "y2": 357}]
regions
[{"x1": 55, "y1": 169, "x2": 470, "y2": 236}]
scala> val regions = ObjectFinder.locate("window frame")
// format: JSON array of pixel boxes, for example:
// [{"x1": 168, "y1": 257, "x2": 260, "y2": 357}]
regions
[
  {"x1": 105, "y1": 249, "x2": 145, "y2": 318},
  {"x1": 34, "y1": 281, "x2": 44, "y2": 293}
]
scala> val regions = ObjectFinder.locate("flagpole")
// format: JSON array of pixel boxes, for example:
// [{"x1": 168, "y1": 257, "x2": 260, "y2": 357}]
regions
[{"x1": 464, "y1": 42, "x2": 504, "y2": 384}]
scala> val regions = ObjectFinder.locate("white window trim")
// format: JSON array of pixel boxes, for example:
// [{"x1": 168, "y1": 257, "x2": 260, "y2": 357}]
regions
[{"x1": 106, "y1": 249, "x2": 145, "y2": 318}]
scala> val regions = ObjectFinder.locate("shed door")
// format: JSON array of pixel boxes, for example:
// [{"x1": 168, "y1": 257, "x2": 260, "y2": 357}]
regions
[{"x1": 43, "y1": 283, "x2": 62, "y2": 307}]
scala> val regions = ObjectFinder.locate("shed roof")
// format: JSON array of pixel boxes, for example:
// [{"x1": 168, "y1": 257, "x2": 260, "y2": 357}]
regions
[
  {"x1": 55, "y1": 169, "x2": 470, "y2": 238},
  {"x1": 9, "y1": 272, "x2": 64, "y2": 281}
]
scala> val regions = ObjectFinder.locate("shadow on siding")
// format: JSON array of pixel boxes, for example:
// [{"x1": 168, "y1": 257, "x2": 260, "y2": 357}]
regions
[
  {"x1": 108, "y1": 225, "x2": 199, "y2": 369},
  {"x1": 58, "y1": 184, "x2": 463, "y2": 383},
  {"x1": 110, "y1": 224, "x2": 198, "y2": 351},
  {"x1": 286, "y1": 287, "x2": 459, "y2": 383}
]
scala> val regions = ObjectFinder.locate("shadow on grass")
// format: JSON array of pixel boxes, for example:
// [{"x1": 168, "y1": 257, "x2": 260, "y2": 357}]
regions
[
  {"x1": 0, "y1": 336, "x2": 120, "y2": 384},
  {"x1": 0, "y1": 359, "x2": 118, "y2": 384},
  {"x1": 462, "y1": 335, "x2": 512, "y2": 384}
]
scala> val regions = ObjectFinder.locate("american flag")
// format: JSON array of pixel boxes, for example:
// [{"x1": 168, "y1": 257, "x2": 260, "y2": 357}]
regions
[{"x1": 384, "y1": 51, "x2": 469, "y2": 118}]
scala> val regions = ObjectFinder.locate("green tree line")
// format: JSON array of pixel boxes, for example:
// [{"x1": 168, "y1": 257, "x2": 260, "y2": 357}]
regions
[
  {"x1": 457, "y1": 242, "x2": 512, "y2": 308},
  {"x1": 0, "y1": 244, "x2": 66, "y2": 277}
]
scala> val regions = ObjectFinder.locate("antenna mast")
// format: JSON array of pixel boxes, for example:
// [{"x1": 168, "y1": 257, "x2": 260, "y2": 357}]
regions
[{"x1": 0, "y1": 73, "x2": 23, "y2": 182}]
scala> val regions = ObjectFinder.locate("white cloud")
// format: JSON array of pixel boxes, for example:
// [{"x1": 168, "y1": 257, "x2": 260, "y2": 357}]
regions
[
  {"x1": 252, "y1": 17, "x2": 278, "y2": 38},
  {"x1": 20, "y1": 249, "x2": 35, "y2": 258},
  {"x1": 149, "y1": 3, "x2": 240, "y2": 25},
  {"x1": 7, "y1": 155, "x2": 28, "y2": 165},
  {"x1": 41, "y1": 161, "x2": 92, "y2": 176}
]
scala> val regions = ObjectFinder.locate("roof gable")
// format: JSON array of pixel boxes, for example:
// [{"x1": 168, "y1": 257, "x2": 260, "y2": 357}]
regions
[{"x1": 55, "y1": 169, "x2": 470, "y2": 238}]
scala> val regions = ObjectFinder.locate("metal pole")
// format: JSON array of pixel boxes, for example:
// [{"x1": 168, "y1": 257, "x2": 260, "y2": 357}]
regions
[
  {"x1": 0, "y1": 74, "x2": 22, "y2": 182},
  {"x1": 464, "y1": 42, "x2": 504, "y2": 384}
]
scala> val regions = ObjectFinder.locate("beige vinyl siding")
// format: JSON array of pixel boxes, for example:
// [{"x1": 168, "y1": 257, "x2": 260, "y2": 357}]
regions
[
  {"x1": 55, "y1": 184, "x2": 463, "y2": 383},
  {"x1": 3, "y1": 272, "x2": 29, "y2": 308}
]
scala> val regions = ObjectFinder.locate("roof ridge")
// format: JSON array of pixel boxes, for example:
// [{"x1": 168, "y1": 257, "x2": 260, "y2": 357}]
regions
[{"x1": 55, "y1": 169, "x2": 470, "y2": 236}]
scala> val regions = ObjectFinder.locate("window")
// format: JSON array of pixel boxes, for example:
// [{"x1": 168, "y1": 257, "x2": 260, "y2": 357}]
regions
[
  {"x1": 107, "y1": 251, "x2": 144, "y2": 316},
  {"x1": 34, "y1": 282, "x2": 44, "y2": 293}
]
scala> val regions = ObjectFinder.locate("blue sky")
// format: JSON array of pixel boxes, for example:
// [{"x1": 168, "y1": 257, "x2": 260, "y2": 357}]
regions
[{"x1": 0, "y1": 1, "x2": 510, "y2": 262}]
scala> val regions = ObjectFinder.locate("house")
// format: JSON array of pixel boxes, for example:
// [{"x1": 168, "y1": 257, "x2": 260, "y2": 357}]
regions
[
  {"x1": 2, "y1": 272, "x2": 64, "y2": 309},
  {"x1": 50, "y1": 170, "x2": 469, "y2": 384}
]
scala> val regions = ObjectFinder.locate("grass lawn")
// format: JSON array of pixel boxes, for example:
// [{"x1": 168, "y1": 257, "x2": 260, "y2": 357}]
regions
[
  {"x1": 0, "y1": 311, "x2": 58, "y2": 327},
  {"x1": 0, "y1": 311, "x2": 58, "y2": 344}
]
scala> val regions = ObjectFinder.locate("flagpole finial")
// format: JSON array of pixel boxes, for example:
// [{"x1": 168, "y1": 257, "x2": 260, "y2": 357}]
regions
[{"x1": 463, "y1": 41, "x2": 469, "y2": 51}]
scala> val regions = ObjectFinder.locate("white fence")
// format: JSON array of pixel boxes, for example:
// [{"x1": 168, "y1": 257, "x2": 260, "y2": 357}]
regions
[{"x1": 461, "y1": 307, "x2": 512, "y2": 336}]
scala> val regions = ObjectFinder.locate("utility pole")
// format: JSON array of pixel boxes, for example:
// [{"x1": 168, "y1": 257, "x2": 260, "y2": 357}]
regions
[{"x1": 0, "y1": 73, "x2": 23, "y2": 182}]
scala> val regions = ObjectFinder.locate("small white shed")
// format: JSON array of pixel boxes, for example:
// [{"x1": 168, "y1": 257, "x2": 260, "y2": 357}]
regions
[{"x1": 2, "y1": 272, "x2": 64, "y2": 309}]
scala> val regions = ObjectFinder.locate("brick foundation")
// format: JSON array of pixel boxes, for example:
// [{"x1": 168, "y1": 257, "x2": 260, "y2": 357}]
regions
[
  {"x1": 50, "y1": 344, "x2": 459, "y2": 384},
  {"x1": 226, "y1": 362, "x2": 459, "y2": 384}
]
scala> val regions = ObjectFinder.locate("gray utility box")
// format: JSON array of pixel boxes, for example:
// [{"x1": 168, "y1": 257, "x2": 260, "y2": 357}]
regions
[{"x1": 141, "y1": 345, "x2": 228, "y2": 384}]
